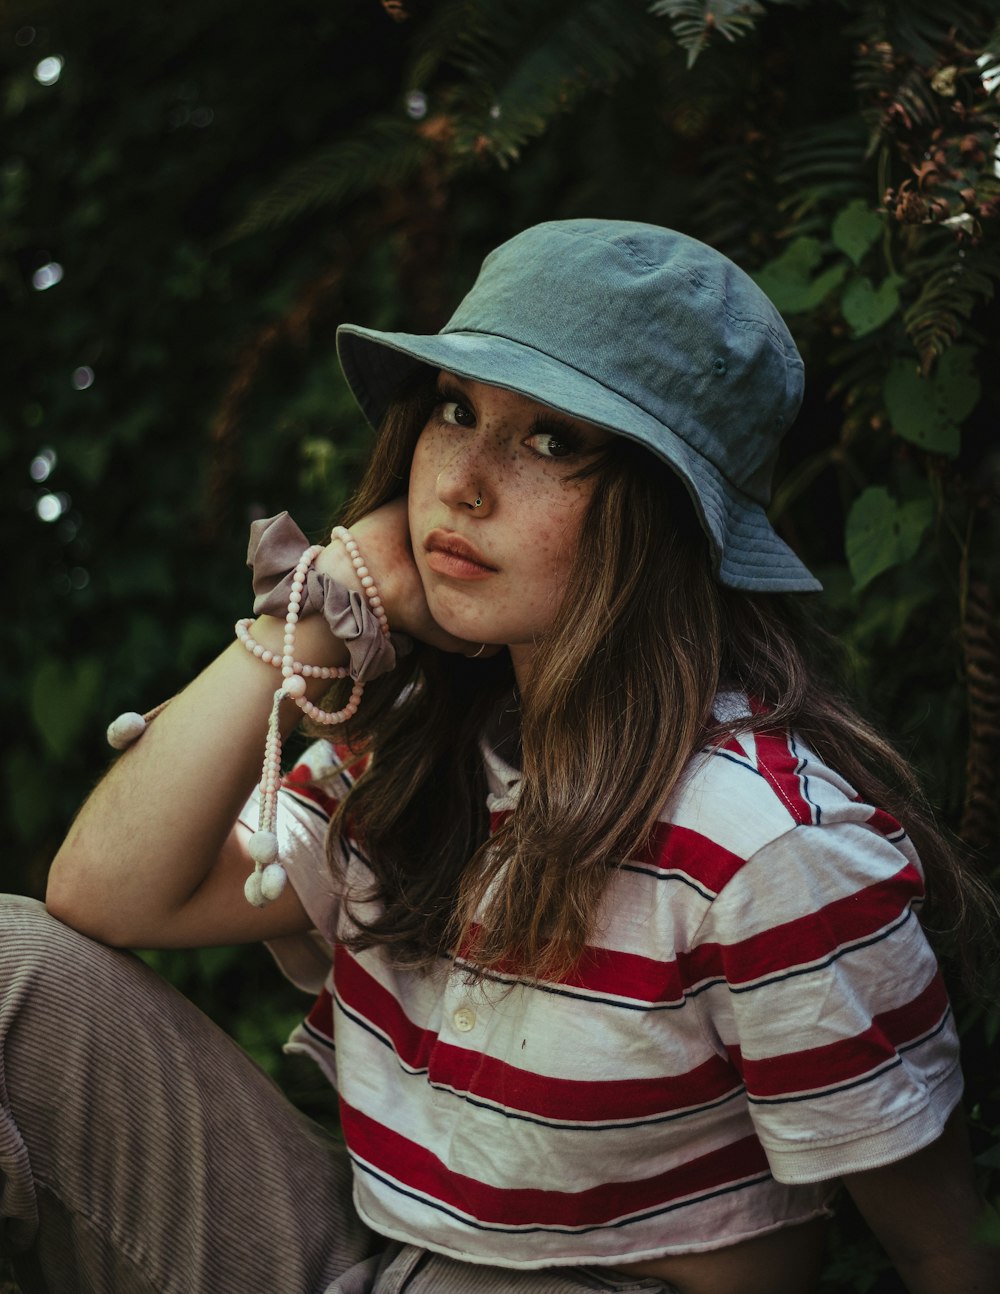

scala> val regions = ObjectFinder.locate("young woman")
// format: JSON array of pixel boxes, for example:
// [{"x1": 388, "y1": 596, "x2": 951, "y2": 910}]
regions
[{"x1": 11, "y1": 219, "x2": 995, "y2": 1293}]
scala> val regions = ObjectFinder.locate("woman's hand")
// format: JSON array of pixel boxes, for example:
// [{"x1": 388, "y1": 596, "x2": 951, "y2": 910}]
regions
[{"x1": 317, "y1": 497, "x2": 490, "y2": 656}]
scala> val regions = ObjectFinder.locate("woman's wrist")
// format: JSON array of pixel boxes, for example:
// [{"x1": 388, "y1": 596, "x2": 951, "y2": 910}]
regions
[
  {"x1": 249, "y1": 612, "x2": 350, "y2": 671},
  {"x1": 247, "y1": 511, "x2": 403, "y2": 684}
]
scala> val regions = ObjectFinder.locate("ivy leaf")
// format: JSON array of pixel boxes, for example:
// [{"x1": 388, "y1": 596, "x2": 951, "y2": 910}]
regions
[
  {"x1": 845, "y1": 486, "x2": 934, "y2": 591},
  {"x1": 841, "y1": 274, "x2": 903, "y2": 338},
  {"x1": 29, "y1": 656, "x2": 104, "y2": 761},
  {"x1": 751, "y1": 237, "x2": 847, "y2": 314},
  {"x1": 883, "y1": 345, "x2": 980, "y2": 456},
  {"x1": 831, "y1": 199, "x2": 883, "y2": 265}
]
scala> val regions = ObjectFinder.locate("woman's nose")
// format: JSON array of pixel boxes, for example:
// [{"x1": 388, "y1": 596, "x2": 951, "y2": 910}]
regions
[{"x1": 434, "y1": 439, "x2": 492, "y2": 514}]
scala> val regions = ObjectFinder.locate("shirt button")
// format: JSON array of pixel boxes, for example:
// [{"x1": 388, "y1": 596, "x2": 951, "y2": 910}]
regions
[{"x1": 452, "y1": 1007, "x2": 476, "y2": 1033}]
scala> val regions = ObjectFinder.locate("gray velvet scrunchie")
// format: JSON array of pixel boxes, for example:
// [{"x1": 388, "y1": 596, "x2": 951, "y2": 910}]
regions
[{"x1": 247, "y1": 512, "x2": 410, "y2": 683}]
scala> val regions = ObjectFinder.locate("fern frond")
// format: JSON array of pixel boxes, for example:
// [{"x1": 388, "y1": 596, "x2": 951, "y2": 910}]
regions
[
  {"x1": 879, "y1": 0, "x2": 997, "y2": 65},
  {"x1": 411, "y1": 0, "x2": 658, "y2": 166},
  {"x1": 902, "y1": 237, "x2": 1000, "y2": 369},
  {"x1": 774, "y1": 117, "x2": 870, "y2": 235},
  {"x1": 649, "y1": 0, "x2": 805, "y2": 69},
  {"x1": 225, "y1": 116, "x2": 429, "y2": 242},
  {"x1": 825, "y1": 332, "x2": 899, "y2": 448},
  {"x1": 960, "y1": 581, "x2": 1000, "y2": 852}
]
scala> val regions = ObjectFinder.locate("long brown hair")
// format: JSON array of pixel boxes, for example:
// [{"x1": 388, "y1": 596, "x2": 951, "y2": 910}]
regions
[{"x1": 316, "y1": 374, "x2": 996, "y2": 984}]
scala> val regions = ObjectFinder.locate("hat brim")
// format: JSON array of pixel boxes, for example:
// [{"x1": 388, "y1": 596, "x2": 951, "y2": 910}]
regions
[{"x1": 336, "y1": 324, "x2": 821, "y2": 593}]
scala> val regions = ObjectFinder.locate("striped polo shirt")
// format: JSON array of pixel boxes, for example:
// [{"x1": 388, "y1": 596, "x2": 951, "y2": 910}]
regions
[{"x1": 249, "y1": 697, "x2": 962, "y2": 1269}]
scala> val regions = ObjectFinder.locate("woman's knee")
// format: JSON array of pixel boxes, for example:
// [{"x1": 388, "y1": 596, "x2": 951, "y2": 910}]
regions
[{"x1": 0, "y1": 893, "x2": 131, "y2": 988}]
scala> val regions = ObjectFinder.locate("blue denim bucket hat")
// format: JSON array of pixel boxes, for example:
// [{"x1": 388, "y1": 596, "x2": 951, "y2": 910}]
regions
[{"x1": 337, "y1": 219, "x2": 820, "y2": 592}]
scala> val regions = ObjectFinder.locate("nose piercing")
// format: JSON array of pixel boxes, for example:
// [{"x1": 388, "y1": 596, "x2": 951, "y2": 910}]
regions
[{"x1": 474, "y1": 495, "x2": 483, "y2": 508}]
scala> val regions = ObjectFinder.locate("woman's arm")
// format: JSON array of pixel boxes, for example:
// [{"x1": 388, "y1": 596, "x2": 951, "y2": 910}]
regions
[
  {"x1": 46, "y1": 500, "x2": 477, "y2": 949},
  {"x1": 45, "y1": 610, "x2": 347, "y2": 948},
  {"x1": 842, "y1": 1106, "x2": 999, "y2": 1294}
]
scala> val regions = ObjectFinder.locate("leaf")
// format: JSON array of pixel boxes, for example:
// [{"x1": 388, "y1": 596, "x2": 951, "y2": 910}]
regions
[
  {"x1": 831, "y1": 199, "x2": 883, "y2": 265},
  {"x1": 841, "y1": 274, "x2": 903, "y2": 338},
  {"x1": 4, "y1": 747, "x2": 53, "y2": 843},
  {"x1": 974, "y1": 1204, "x2": 1000, "y2": 1248},
  {"x1": 650, "y1": 0, "x2": 768, "y2": 68},
  {"x1": 844, "y1": 486, "x2": 934, "y2": 592},
  {"x1": 883, "y1": 345, "x2": 980, "y2": 456},
  {"x1": 752, "y1": 237, "x2": 847, "y2": 314},
  {"x1": 29, "y1": 656, "x2": 104, "y2": 761}
]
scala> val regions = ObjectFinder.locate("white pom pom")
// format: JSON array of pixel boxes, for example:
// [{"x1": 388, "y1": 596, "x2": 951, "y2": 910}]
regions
[
  {"x1": 244, "y1": 871, "x2": 266, "y2": 907},
  {"x1": 248, "y1": 831, "x2": 279, "y2": 866},
  {"x1": 260, "y1": 863, "x2": 287, "y2": 901},
  {"x1": 107, "y1": 712, "x2": 147, "y2": 749}
]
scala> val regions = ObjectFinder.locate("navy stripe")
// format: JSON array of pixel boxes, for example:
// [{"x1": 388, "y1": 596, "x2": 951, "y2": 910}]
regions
[
  {"x1": 619, "y1": 863, "x2": 717, "y2": 902},
  {"x1": 685, "y1": 907, "x2": 915, "y2": 1000},
  {"x1": 789, "y1": 733, "x2": 821, "y2": 826},
  {"x1": 710, "y1": 749, "x2": 765, "y2": 776},
  {"x1": 447, "y1": 959, "x2": 687, "y2": 1013},
  {"x1": 349, "y1": 1156, "x2": 772, "y2": 1235},
  {"x1": 280, "y1": 788, "x2": 331, "y2": 824},
  {"x1": 334, "y1": 994, "x2": 736, "y2": 1131},
  {"x1": 746, "y1": 1014, "x2": 953, "y2": 1107}
]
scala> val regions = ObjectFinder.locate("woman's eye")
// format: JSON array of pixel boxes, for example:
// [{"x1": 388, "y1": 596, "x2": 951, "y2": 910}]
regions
[
  {"x1": 438, "y1": 399, "x2": 475, "y2": 427},
  {"x1": 526, "y1": 432, "x2": 577, "y2": 459}
]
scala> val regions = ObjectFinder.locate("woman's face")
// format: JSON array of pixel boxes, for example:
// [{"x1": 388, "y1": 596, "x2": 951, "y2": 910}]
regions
[{"x1": 408, "y1": 371, "x2": 613, "y2": 672}]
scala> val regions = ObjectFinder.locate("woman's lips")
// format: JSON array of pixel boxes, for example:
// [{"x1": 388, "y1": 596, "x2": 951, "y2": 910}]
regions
[{"x1": 424, "y1": 530, "x2": 497, "y2": 580}]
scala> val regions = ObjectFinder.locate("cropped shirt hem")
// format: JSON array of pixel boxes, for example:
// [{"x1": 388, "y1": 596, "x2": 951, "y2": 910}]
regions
[{"x1": 350, "y1": 1195, "x2": 837, "y2": 1270}]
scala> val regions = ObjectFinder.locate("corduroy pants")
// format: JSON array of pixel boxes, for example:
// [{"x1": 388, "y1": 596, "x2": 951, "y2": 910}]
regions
[{"x1": 0, "y1": 896, "x2": 671, "y2": 1294}]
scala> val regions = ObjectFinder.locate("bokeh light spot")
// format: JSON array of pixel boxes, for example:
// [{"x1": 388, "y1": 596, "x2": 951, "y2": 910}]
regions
[
  {"x1": 34, "y1": 55, "x2": 63, "y2": 85},
  {"x1": 37, "y1": 492, "x2": 69, "y2": 522},
  {"x1": 32, "y1": 262, "x2": 63, "y2": 290},
  {"x1": 405, "y1": 91, "x2": 427, "y2": 120},
  {"x1": 72, "y1": 365, "x2": 95, "y2": 390},
  {"x1": 30, "y1": 448, "x2": 57, "y2": 482}
]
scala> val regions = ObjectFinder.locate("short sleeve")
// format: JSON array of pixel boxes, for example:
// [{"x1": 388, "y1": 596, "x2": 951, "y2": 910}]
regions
[
  {"x1": 690, "y1": 819, "x2": 963, "y2": 1185},
  {"x1": 237, "y1": 740, "x2": 348, "y2": 992}
]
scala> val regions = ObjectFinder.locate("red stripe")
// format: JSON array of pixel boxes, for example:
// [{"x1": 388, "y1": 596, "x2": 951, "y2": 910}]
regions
[
  {"x1": 330, "y1": 744, "x2": 371, "y2": 781},
  {"x1": 455, "y1": 922, "x2": 685, "y2": 1005},
  {"x1": 731, "y1": 970, "x2": 949, "y2": 1097},
  {"x1": 632, "y1": 821, "x2": 746, "y2": 894},
  {"x1": 306, "y1": 986, "x2": 334, "y2": 1038},
  {"x1": 282, "y1": 763, "x2": 340, "y2": 817},
  {"x1": 335, "y1": 946, "x2": 436, "y2": 1065},
  {"x1": 490, "y1": 809, "x2": 512, "y2": 832},
  {"x1": 342, "y1": 1100, "x2": 769, "y2": 1226},
  {"x1": 752, "y1": 729, "x2": 814, "y2": 825},
  {"x1": 681, "y1": 861, "x2": 924, "y2": 990},
  {"x1": 867, "y1": 807, "x2": 904, "y2": 838},
  {"x1": 334, "y1": 948, "x2": 740, "y2": 1120}
]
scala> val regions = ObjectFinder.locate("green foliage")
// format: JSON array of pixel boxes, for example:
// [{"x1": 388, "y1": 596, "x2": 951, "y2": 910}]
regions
[
  {"x1": 883, "y1": 345, "x2": 981, "y2": 454},
  {"x1": 3, "y1": 3, "x2": 1000, "y2": 1290},
  {"x1": 650, "y1": 0, "x2": 804, "y2": 68},
  {"x1": 751, "y1": 237, "x2": 849, "y2": 312},
  {"x1": 844, "y1": 485, "x2": 935, "y2": 591}
]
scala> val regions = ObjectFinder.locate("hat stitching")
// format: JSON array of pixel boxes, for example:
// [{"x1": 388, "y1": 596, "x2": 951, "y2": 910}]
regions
[{"x1": 605, "y1": 233, "x2": 798, "y2": 358}]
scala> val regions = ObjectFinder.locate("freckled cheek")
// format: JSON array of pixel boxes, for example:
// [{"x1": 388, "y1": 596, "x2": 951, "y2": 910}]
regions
[{"x1": 526, "y1": 521, "x2": 578, "y2": 593}]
